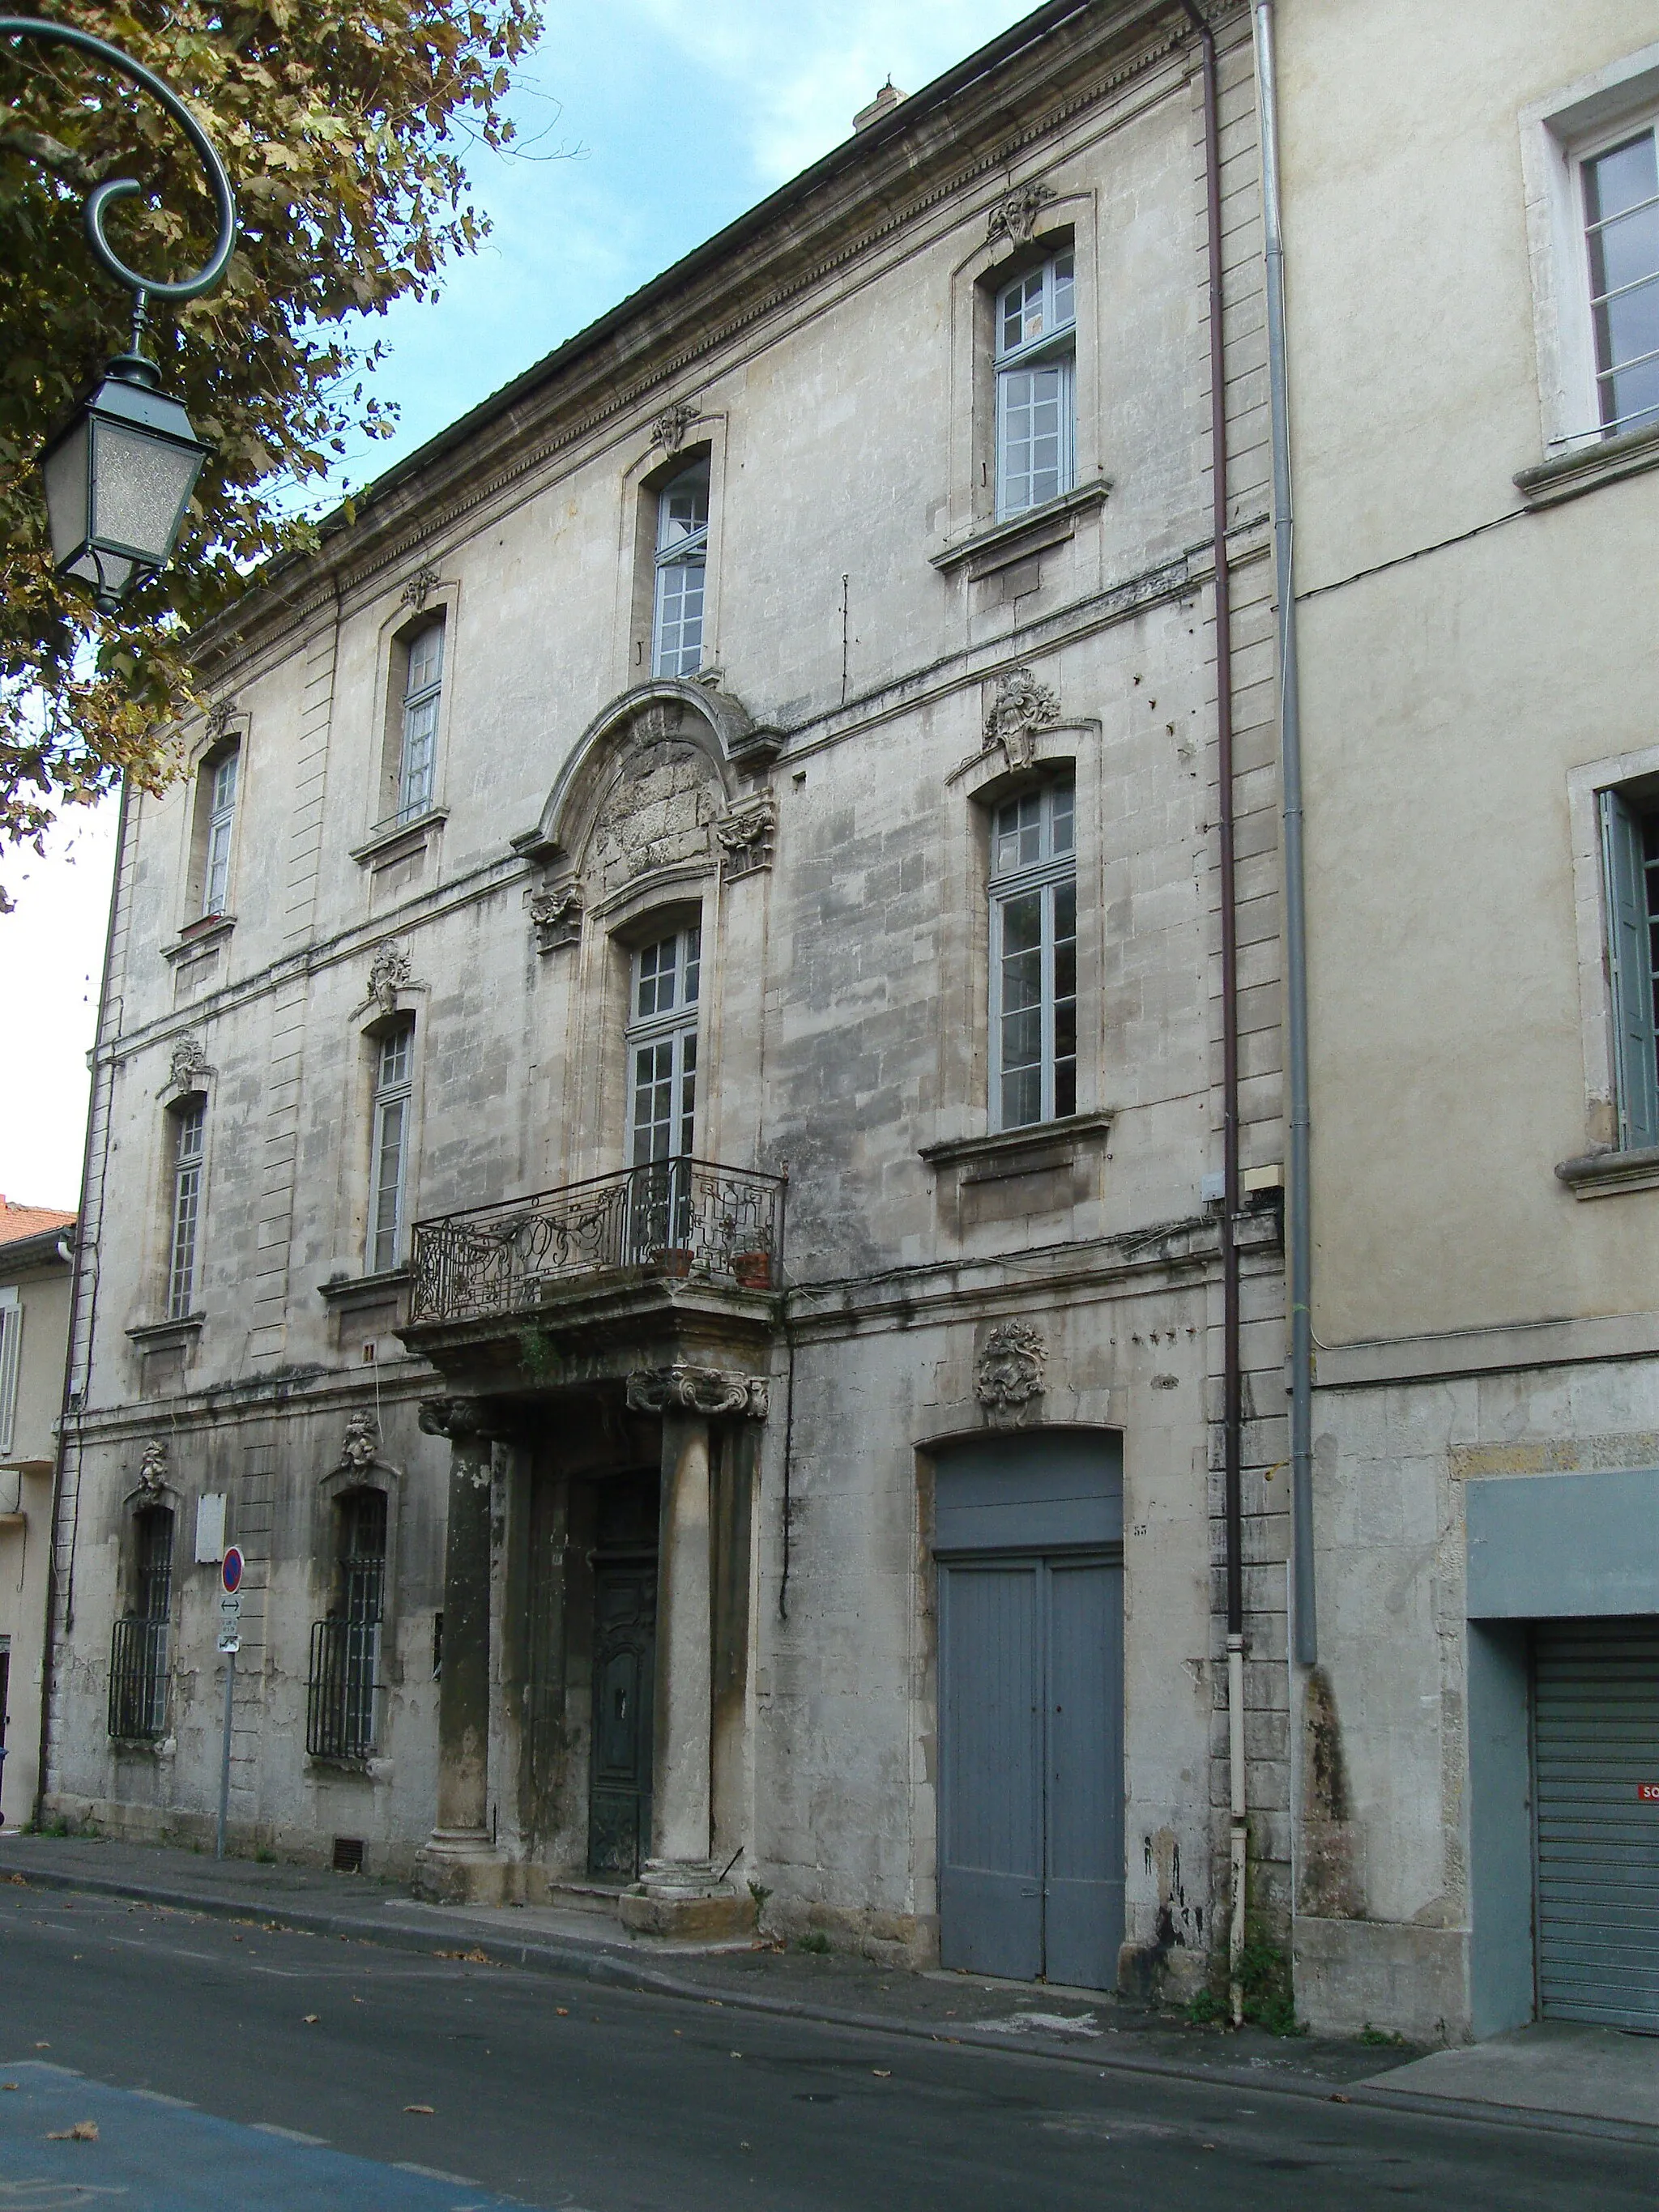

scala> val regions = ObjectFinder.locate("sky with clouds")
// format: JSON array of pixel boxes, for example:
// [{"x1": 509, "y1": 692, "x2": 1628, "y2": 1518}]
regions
[{"x1": 0, "y1": 0, "x2": 1036, "y2": 1208}]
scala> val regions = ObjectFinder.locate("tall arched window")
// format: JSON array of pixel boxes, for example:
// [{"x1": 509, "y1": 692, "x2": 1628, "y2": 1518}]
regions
[
  {"x1": 368, "y1": 1021, "x2": 415, "y2": 1273},
  {"x1": 652, "y1": 462, "x2": 710, "y2": 676},
  {"x1": 397, "y1": 620, "x2": 444, "y2": 821},
  {"x1": 625, "y1": 924, "x2": 700, "y2": 1253},
  {"x1": 995, "y1": 249, "x2": 1076, "y2": 518},
  {"x1": 989, "y1": 780, "x2": 1077, "y2": 1130},
  {"x1": 166, "y1": 1098, "x2": 207, "y2": 1319}
]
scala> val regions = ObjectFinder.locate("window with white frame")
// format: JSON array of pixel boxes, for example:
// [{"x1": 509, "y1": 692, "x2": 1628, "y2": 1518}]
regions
[
  {"x1": 990, "y1": 781, "x2": 1077, "y2": 1131},
  {"x1": 652, "y1": 462, "x2": 710, "y2": 677},
  {"x1": 1582, "y1": 124, "x2": 1659, "y2": 440},
  {"x1": 0, "y1": 1288, "x2": 19, "y2": 1458},
  {"x1": 201, "y1": 748, "x2": 238, "y2": 916},
  {"x1": 368, "y1": 1022, "x2": 414, "y2": 1273},
  {"x1": 1600, "y1": 784, "x2": 1659, "y2": 1149},
  {"x1": 628, "y1": 927, "x2": 700, "y2": 1161},
  {"x1": 166, "y1": 1099, "x2": 206, "y2": 1319},
  {"x1": 995, "y1": 250, "x2": 1076, "y2": 519},
  {"x1": 397, "y1": 622, "x2": 444, "y2": 822}
]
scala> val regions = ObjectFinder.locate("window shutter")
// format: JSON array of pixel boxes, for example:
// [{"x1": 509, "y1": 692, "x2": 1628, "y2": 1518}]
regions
[
  {"x1": 1599, "y1": 787, "x2": 1659, "y2": 1150},
  {"x1": 0, "y1": 1299, "x2": 21, "y2": 1458}
]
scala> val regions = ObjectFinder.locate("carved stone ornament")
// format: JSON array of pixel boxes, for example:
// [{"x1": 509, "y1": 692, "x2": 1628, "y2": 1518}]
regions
[
  {"x1": 715, "y1": 798, "x2": 776, "y2": 879},
  {"x1": 339, "y1": 1412, "x2": 380, "y2": 1473},
  {"x1": 983, "y1": 664, "x2": 1061, "y2": 769},
  {"x1": 625, "y1": 1365, "x2": 770, "y2": 1420},
  {"x1": 369, "y1": 942, "x2": 412, "y2": 1015},
  {"x1": 419, "y1": 1396, "x2": 480, "y2": 1442},
  {"x1": 975, "y1": 1321, "x2": 1047, "y2": 1409},
  {"x1": 987, "y1": 178, "x2": 1058, "y2": 247},
  {"x1": 167, "y1": 1034, "x2": 213, "y2": 1096},
  {"x1": 588, "y1": 743, "x2": 719, "y2": 897},
  {"x1": 137, "y1": 1439, "x2": 169, "y2": 1494},
  {"x1": 529, "y1": 884, "x2": 582, "y2": 953},
  {"x1": 400, "y1": 564, "x2": 441, "y2": 612},
  {"x1": 205, "y1": 697, "x2": 237, "y2": 741},
  {"x1": 650, "y1": 399, "x2": 698, "y2": 454}
]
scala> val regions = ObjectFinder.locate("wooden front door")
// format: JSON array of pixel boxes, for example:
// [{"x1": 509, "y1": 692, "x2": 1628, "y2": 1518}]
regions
[{"x1": 587, "y1": 1558, "x2": 657, "y2": 1880}]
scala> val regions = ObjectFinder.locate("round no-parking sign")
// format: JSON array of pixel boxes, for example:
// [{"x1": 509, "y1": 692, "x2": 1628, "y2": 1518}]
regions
[{"x1": 221, "y1": 1545, "x2": 244, "y2": 1596}]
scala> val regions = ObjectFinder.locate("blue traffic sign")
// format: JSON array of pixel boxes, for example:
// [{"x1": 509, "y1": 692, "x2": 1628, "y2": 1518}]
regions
[{"x1": 221, "y1": 1545, "x2": 244, "y2": 1596}]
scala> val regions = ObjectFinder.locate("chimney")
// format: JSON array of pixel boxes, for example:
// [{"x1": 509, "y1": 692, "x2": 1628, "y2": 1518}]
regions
[{"x1": 853, "y1": 78, "x2": 905, "y2": 133}]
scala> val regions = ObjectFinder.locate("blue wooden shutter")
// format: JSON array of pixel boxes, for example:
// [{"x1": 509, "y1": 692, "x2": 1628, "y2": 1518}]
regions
[{"x1": 1599, "y1": 787, "x2": 1659, "y2": 1150}]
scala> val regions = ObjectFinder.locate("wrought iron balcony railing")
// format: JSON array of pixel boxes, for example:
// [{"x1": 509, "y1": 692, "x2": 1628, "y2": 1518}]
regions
[
  {"x1": 408, "y1": 1157, "x2": 785, "y2": 1328},
  {"x1": 108, "y1": 1617, "x2": 168, "y2": 1741},
  {"x1": 306, "y1": 1614, "x2": 381, "y2": 1761}
]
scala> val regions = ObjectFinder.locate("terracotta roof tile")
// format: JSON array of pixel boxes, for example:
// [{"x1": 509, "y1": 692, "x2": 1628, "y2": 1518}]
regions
[{"x1": 0, "y1": 1197, "x2": 78, "y2": 1251}]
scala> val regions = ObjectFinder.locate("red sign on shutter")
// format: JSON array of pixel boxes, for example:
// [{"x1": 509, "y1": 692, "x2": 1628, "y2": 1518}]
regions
[{"x1": 1639, "y1": 1784, "x2": 1659, "y2": 1804}]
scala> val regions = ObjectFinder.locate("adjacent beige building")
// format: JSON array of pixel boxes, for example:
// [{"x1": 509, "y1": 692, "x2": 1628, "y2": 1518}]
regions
[
  {"x1": 0, "y1": 1197, "x2": 75, "y2": 1831},
  {"x1": 1273, "y1": 1, "x2": 1659, "y2": 2037}
]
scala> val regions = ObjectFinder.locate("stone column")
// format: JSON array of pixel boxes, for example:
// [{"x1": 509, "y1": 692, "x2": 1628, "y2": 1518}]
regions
[
  {"x1": 620, "y1": 1363, "x2": 767, "y2": 1937},
  {"x1": 416, "y1": 1397, "x2": 498, "y2": 1901},
  {"x1": 650, "y1": 1409, "x2": 714, "y2": 1877}
]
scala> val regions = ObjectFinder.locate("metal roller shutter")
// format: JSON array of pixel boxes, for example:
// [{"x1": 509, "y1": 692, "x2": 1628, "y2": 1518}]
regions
[{"x1": 1533, "y1": 1618, "x2": 1659, "y2": 2031}]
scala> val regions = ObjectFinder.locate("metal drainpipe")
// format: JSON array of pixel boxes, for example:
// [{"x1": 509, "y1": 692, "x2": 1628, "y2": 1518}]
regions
[
  {"x1": 1179, "y1": 0, "x2": 1247, "y2": 2027},
  {"x1": 1252, "y1": 1, "x2": 1315, "y2": 1671}
]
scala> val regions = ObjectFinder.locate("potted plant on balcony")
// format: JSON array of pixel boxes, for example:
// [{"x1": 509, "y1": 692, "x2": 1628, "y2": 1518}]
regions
[
  {"x1": 731, "y1": 1249, "x2": 773, "y2": 1290},
  {"x1": 648, "y1": 1246, "x2": 695, "y2": 1278}
]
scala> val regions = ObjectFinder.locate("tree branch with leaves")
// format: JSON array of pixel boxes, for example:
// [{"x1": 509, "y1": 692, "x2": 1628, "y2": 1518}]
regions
[{"x1": 0, "y1": 0, "x2": 543, "y2": 905}]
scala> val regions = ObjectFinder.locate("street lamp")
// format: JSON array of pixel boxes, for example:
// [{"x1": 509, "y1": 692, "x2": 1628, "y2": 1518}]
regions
[{"x1": 0, "y1": 19, "x2": 238, "y2": 614}]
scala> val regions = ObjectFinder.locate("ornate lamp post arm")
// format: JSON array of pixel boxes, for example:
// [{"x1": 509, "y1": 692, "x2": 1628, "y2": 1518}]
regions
[
  {"x1": 0, "y1": 15, "x2": 237, "y2": 342},
  {"x1": 1, "y1": 16, "x2": 241, "y2": 611}
]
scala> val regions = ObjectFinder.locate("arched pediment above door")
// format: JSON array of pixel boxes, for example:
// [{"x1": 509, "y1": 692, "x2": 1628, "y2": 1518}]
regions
[{"x1": 511, "y1": 678, "x2": 780, "y2": 875}]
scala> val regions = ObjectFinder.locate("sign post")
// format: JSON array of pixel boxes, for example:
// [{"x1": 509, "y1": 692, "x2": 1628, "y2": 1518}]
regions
[{"x1": 215, "y1": 1547, "x2": 243, "y2": 1861}]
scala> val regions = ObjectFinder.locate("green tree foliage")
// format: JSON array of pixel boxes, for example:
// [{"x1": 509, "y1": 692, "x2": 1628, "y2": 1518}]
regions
[{"x1": 0, "y1": 0, "x2": 541, "y2": 900}]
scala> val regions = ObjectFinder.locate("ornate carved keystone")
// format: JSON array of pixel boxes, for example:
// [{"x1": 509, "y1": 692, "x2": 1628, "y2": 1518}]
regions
[
  {"x1": 975, "y1": 1321, "x2": 1047, "y2": 1409},
  {"x1": 987, "y1": 179, "x2": 1057, "y2": 247},
  {"x1": 983, "y1": 664, "x2": 1061, "y2": 768}
]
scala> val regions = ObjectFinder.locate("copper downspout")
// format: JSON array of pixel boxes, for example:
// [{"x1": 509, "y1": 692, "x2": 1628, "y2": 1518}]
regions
[{"x1": 1179, "y1": 0, "x2": 1247, "y2": 2027}]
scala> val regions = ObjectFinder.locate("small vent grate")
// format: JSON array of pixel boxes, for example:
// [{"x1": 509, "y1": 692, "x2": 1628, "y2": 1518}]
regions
[{"x1": 332, "y1": 1836, "x2": 365, "y2": 1874}]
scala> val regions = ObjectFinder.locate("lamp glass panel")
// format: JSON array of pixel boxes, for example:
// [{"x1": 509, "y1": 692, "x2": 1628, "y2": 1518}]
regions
[
  {"x1": 89, "y1": 420, "x2": 203, "y2": 565},
  {"x1": 41, "y1": 420, "x2": 91, "y2": 566}
]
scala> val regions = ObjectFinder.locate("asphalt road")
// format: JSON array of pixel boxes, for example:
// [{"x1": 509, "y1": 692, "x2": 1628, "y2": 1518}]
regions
[{"x1": 2, "y1": 1886, "x2": 1655, "y2": 2210}]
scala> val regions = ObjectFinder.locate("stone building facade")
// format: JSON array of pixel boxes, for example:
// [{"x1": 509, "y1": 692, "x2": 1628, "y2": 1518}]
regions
[{"x1": 42, "y1": 0, "x2": 1285, "y2": 1997}]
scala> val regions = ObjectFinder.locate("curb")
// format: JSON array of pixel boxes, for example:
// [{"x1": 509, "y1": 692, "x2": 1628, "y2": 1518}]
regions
[{"x1": 5, "y1": 1856, "x2": 1656, "y2": 2150}]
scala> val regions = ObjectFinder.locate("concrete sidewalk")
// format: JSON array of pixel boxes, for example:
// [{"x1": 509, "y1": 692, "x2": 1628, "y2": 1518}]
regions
[{"x1": 2, "y1": 1831, "x2": 1653, "y2": 2144}]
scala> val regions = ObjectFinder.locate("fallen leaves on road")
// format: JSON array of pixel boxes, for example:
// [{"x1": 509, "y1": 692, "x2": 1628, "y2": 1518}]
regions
[
  {"x1": 303, "y1": 2014, "x2": 320, "y2": 2025},
  {"x1": 431, "y1": 1946, "x2": 496, "y2": 1964},
  {"x1": 556, "y1": 2007, "x2": 569, "y2": 2017},
  {"x1": 1329, "y1": 2093, "x2": 1351, "y2": 2104},
  {"x1": 2, "y1": 2082, "x2": 19, "y2": 2091},
  {"x1": 872, "y1": 2069, "x2": 892, "y2": 2079},
  {"x1": 403, "y1": 2104, "x2": 435, "y2": 2116},
  {"x1": 32, "y1": 2043, "x2": 49, "y2": 2050},
  {"x1": 46, "y1": 2121, "x2": 98, "y2": 2142},
  {"x1": 6, "y1": 1873, "x2": 25, "y2": 1886}
]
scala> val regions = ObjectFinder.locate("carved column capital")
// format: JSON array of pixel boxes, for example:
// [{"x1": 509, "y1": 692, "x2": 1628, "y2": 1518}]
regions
[
  {"x1": 625, "y1": 1364, "x2": 770, "y2": 1420},
  {"x1": 419, "y1": 1396, "x2": 486, "y2": 1442}
]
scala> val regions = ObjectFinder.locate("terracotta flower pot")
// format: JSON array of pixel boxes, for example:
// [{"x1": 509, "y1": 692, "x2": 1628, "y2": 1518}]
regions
[{"x1": 731, "y1": 1250, "x2": 773, "y2": 1290}]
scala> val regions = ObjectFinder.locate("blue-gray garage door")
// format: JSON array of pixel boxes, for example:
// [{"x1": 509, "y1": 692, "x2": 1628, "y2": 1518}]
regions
[
  {"x1": 1533, "y1": 1617, "x2": 1659, "y2": 2031},
  {"x1": 933, "y1": 1430, "x2": 1124, "y2": 1990}
]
